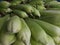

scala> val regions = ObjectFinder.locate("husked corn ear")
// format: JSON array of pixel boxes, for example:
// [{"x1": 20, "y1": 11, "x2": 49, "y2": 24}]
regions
[
  {"x1": 17, "y1": 19, "x2": 31, "y2": 45},
  {"x1": 25, "y1": 18, "x2": 55, "y2": 45},
  {"x1": 7, "y1": 15, "x2": 22, "y2": 33}
]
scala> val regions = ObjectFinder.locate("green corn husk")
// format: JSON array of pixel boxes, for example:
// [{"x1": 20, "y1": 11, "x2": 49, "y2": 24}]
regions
[
  {"x1": 31, "y1": 38, "x2": 43, "y2": 45},
  {"x1": 0, "y1": 32, "x2": 16, "y2": 45},
  {"x1": 47, "y1": 8, "x2": 60, "y2": 10},
  {"x1": 0, "y1": 44, "x2": 1, "y2": 45},
  {"x1": 17, "y1": 19, "x2": 31, "y2": 45},
  {"x1": 25, "y1": 18, "x2": 55, "y2": 45},
  {"x1": 13, "y1": 10, "x2": 28, "y2": 18},
  {"x1": 46, "y1": 35, "x2": 56, "y2": 45},
  {"x1": 0, "y1": 15, "x2": 15, "y2": 45},
  {"x1": 7, "y1": 15, "x2": 22, "y2": 33},
  {"x1": 3, "y1": 8, "x2": 12, "y2": 13},
  {"x1": 53, "y1": 36, "x2": 60, "y2": 44},
  {"x1": 43, "y1": 0, "x2": 56, "y2": 3},
  {"x1": 29, "y1": 0, "x2": 44, "y2": 5},
  {"x1": 40, "y1": 10, "x2": 60, "y2": 27},
  {"x1": 11, "y1": 0, "x2": 22, "y2": 5},
  {"x1": 46, "y1": 1, "x2": 60, "y2": 8},
  {"x1": 10, "y1": 4, "x2": 34, "y2": 14},
  {"x1": 32, "y1": 7, "x2": 41, "y2": 17},
  {"x1": 33, "y1": 19, "x2": 60, "y2": 44},
  {"x1": 37, "y1": 5, "x2": 46, "y2": 12},
  {"x1": 13, "y1": 40, "x2": 25, "y2": 45},
  {"x1": 31, "y1": 34, "x2": 55, "y2": 45},
  {"x1": 0, "y1": 15, "x2": 10, "y2": 31},
  {"x1": 34, "y1": 19, "x2": 60, "y2": 37},
  {"x1": 29, "y1": 0, "x2": 45, "y2": 12},
  {"x1": 0, "y1": 1, "x2": 10, "y2": 8},
  {"x1": 11, "y1": 0, "x2": 27, "y2": 5},
  {"x1": 0, "y1": 8, "x2": 12, "y2": 13}
]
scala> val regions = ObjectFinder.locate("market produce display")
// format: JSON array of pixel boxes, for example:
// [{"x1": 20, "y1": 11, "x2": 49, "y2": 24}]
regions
[{"x1": 0, "y1": 0, "x2": 60, "y2": 45}]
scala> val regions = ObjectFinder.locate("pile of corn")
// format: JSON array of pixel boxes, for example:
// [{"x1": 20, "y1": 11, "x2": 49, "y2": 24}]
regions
[{"x1": 0, "y1": 0, "x2": 60, "y2": 45}]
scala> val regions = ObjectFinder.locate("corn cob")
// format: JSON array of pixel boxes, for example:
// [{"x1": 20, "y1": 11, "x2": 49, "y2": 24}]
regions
[{"x1": 17, "y1": 19, "x2": 31, "y2": 45}]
